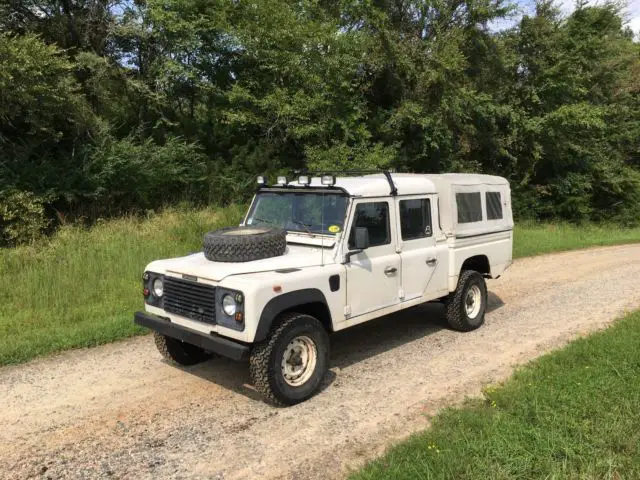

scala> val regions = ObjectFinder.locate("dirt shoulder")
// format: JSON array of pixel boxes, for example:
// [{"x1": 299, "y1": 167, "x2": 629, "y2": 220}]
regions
[{"x1": 2, "y1": 244, "x2": 640, "y2": 479}]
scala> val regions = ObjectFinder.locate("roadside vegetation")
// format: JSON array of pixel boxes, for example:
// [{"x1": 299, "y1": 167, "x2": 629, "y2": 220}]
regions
[
  {"x1": 1, "y1": 207, "x2": 640, "y2": 366},
  {"x1": 352, "y1": 309, "x2": 640, "y2": 480},
  {"x1": 513, "y1": 222, "x2": 640, "y2": 258},
  {"x1": 0, "y1": 205, "x2": 244, "y2": 365}
]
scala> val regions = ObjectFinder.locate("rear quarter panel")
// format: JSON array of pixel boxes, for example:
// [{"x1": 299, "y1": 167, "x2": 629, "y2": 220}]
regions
[{"x1": 447, "y1": 230, "x2": 513, "y2": 292}]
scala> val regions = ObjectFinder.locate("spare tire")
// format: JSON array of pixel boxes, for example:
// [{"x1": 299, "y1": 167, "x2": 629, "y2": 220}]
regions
[{"x1": 203, "y1": 226, "x2": 287, "y2": 262}]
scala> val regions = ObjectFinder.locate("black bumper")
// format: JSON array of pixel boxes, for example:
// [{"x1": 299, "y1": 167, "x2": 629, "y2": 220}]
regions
[{"x1": 134, "y1": 311, "x2": 250, "y2": 361}]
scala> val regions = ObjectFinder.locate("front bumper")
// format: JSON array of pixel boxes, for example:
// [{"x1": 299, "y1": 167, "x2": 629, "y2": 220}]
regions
[{"x1": 134, "y1": 311, "x2": 250, "y2": 361}]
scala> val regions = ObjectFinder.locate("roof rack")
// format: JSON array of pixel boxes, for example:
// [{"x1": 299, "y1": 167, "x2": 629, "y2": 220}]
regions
[{"x1": 294, "y1": 169, "x2": 398, "y2": 196}]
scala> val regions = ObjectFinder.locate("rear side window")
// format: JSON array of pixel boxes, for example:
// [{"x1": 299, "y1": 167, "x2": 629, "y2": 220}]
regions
[
  {"x1": 486, "y1": 192, "x2": 503, "y2": 220},
  {"x1": 349, "y1": 202, "x2": 390, "y2": 248},
  {"x1": 399, "y1": 198, "x2": 432, "y2": 240},
  {"x1": 456, "y1": 192, "x2": 482, "y2": 223}
]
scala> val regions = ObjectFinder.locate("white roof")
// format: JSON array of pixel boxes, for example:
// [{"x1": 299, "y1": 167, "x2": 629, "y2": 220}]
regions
[{"x1": 287, "y1": 173, "x2": 508, "y2": 197}]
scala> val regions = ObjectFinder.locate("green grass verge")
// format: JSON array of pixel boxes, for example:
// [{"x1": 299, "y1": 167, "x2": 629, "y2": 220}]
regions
[
  {"x1": 351, "y1": 310, "x2": 640, "y2": 480},
  {"x1": 0, "y1": 205, "x2": 245, "y2": 365},
  {"x1": 1, "y1": 210, "x2": 640, "y2": 366},
  {"x1": 513, "y1": 221, "x2": 640, "y2": 258}
]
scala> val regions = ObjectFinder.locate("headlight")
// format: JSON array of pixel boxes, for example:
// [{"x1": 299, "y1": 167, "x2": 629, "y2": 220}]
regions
[
  {"x1": 222, "y1": 294, "x2": 237, "y2": 316},
  {"x1": 152, "y1": 277, "x2": 164, "y2": 297}
]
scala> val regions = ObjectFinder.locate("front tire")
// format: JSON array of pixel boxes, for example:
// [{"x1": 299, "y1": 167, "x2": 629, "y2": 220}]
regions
[
  {"x1": 446, "y1": 270, "x2": 488, "y2": 332},
  {"x1": 249, "y1": 313, "x2": 330, "y2": 406},
  {"x1": 154, "y1": 332, "x2": 211, "y2": 366}
]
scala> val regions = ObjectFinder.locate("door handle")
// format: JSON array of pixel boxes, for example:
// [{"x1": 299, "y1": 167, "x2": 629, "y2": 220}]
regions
[
  {"x1": 426, "y1": 257, "x2": 438, "y2": 266},
  {"x1": 384, "y1": 266, "x2": 397, "y2": 275}
]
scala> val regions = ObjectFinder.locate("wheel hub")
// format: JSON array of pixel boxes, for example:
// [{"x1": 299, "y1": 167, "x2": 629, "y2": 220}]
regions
[
  {"x1": 465, "y1": 284, "x2": 482, "y2": 319},
  {"x1": 281, "y1": 336, "x2": 318, "y2": 387}
]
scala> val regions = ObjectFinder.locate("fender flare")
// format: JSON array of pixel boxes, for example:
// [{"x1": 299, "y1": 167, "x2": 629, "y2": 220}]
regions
[{"x1": 254, "y1": 288, "x2": 330, "y2": 342}]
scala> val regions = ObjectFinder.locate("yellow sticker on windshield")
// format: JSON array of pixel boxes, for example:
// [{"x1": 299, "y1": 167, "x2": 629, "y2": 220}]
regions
[{"x1": 328, "y1": 225, "x2": 341, "y2": 233}]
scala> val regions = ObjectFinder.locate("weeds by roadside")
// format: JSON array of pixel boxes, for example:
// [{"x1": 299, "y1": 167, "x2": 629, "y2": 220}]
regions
[
  {"x1": 0, "y1": 205, "x2": 245, "y2": 365},
  {"x1": 513, "y1": 221, "x2": 640, "y2": 258},
  {"x1": 351, "y1": 310, "x2": 640, "y2": 480}
]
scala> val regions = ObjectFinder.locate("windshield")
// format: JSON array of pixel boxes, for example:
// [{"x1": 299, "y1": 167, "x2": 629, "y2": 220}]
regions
[{"x1": 246, "y1": 191, "x2": 349, "y2": 236}]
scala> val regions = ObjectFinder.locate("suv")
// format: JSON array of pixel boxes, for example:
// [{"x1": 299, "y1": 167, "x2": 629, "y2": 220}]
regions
[{"x1": 135, "y1": 173, "x2": 513, "y2": 405}]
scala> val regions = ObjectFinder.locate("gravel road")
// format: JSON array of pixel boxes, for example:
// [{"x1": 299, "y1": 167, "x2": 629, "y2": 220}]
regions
[{"x1": 2, "y1": 244, "x2": 640, "y2": 480}]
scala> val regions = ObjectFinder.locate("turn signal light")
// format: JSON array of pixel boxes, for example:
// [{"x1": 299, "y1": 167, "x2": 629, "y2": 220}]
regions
[
  {"x1": 143, "y1": 288, "x2": 150, "y2": 297},
  {"x1": 235, "y1": 312, "x2": 244, "y2": 322}
]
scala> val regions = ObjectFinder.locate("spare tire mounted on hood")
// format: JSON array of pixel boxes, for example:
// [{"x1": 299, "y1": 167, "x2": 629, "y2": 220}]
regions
[{"x1": 203, "y1": 226, "x2": 287, "y2": 263}]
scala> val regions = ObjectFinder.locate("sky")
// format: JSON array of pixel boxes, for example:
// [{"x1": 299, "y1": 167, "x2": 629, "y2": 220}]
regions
[{"x1": 491, "y1": 0, "x2": 640, "y2": 37}]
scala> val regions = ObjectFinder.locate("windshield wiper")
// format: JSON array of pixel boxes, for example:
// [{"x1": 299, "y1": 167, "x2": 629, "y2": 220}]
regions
[
  {"x1": 252, "y1": 216, "x2": 278, "y2": 226},
  {"x1": 290, "y1": 219, "x2": 314, "y2": 236}
]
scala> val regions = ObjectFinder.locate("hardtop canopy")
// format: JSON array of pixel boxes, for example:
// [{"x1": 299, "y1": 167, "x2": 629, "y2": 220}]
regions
[{"x1": 281, "y1": 172, "x2": 513, "y2": 238}]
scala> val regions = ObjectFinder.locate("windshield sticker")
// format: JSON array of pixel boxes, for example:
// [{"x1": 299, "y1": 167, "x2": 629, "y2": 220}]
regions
[{"x1": 328, "y1": 225, "x2": 341, "y2": 233}]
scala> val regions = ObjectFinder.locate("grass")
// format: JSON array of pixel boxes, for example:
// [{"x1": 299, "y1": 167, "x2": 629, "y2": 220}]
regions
[
  {"x1": 351, "y1": 310, "x2": 640, "y2": 480},
  {"x1": 0, "y1": 205, "x2": 245, "y2": 365},
  {"x1": 1, "y1": 210, "x2": 639, "y2": 366},
  {"x1": 513, "y1": 221, "x2": 640, "y2": 258}
]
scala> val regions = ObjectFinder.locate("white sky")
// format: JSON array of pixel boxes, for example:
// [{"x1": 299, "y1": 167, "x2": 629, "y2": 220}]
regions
[
  {"x1": 491, "y1": 0, "x2": 640, "y2": 38},
  {"x1": 555, "y1": 0, "x2": 640, "y2": 35}
]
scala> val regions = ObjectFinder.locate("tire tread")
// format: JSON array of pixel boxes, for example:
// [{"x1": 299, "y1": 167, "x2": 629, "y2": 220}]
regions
[
  {"x1": 249, "y1": 312, "x2": 328, "y2": 406},
  {"x1": 203, "y1": 227, "x2": 286, "y2": 263},
  {"x1": 153, "y1": 332, "x2": 211, "y2": 366},
  {"x1": 445, "y1": 270, "x2": 487, "y2": 332}
]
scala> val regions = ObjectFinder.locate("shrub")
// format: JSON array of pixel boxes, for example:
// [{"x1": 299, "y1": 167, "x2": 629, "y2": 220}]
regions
[{"x1": 0, "y1": 190, "x2": 49, "y2": 246}]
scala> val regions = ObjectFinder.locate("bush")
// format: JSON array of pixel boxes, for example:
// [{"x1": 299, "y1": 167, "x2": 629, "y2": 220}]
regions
[
  {"x1": 81, "y1": 133, "x2": 209, "y2": 214},
  {"x1": 0, "y1": 190, "x2": 49, "y2": 246}
]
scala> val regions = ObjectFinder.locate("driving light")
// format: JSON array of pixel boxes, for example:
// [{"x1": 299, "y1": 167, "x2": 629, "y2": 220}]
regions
[
  {"x1": 222, "y1": 294, "x2": 237, "y2": 316},
  {"x1": 256, "y1": 175, "x2": 266, "y2": 185},
  {"x1": 321, "y1": 175, "x2": 336, "y2": 186},
  {"x1": 276, "y1": 176, "x2": 288, "y2": 185},
  {"x1": 298, "y1": 175, "x2": 310, "y2": 185},
  {"x1": 152, "y1": 277, "x2": 164, "y2": 297}
]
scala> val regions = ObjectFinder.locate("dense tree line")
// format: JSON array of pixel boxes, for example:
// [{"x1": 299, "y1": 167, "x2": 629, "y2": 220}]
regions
[{"x1": 1, "y1": 0, "x2": 639, "y2": 244}]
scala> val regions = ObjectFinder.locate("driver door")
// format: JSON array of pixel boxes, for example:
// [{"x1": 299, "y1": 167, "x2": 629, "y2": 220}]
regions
[{"x1": 344, "y1": 199, "x2": 401, "y2": 318}]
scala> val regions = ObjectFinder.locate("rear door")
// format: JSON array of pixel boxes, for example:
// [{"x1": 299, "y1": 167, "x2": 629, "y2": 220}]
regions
[
  {"x1": 395, "y1": 195, "x2": 442, "y2": 302},
  {"x1": 344, "y1": 199, "x2": 401, "y2": 318}
]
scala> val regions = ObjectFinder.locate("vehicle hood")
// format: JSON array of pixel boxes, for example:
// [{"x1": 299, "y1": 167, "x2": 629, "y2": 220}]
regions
[{"x1": 146, "y1": 244, "x2": 336, "y2": 282}]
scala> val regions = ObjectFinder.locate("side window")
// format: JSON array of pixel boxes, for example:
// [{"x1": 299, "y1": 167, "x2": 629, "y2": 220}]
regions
[
  {"x1": 486, "y1": 192, "x2": 503, "y2": 220},
  {"x1": 349, "y1": 202, "x2": 390, "y2": 248},
  {"x1": 399, "y1": 198, "x2": 432, "y2": 241},
  {"x1": 456, "y1": 192, "x2": 482, "y2": 223}
]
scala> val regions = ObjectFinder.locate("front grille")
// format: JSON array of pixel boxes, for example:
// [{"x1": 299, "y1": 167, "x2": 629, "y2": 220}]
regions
[{"x1": 163, "y1": 276, "x2": 216, "y2": 324}]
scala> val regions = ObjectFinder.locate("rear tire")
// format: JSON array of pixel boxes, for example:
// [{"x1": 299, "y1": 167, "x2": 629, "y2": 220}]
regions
[
  {"x1": 446, "y1": 270, "x2": 487, "y2": 332},
  {"x1": 249, "y1": 313, "x2": 330, "y2": 406},
  {"x1": 154, "y1": 332, "x2": 211, "y2": 366}
]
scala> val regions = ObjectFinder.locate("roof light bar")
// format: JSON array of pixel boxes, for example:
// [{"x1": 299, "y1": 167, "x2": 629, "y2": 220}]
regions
[
  {"x1": 256, "y1": 175, "x2": 266, "y2": 185},
  {"x1": 298, "y1": 175, "x2": 310, "y2": 186},
  {"x1": 321, "y1": 175, "x2": 336, "y2": 186},
  {"x1": 276, "y1": 176, "x2": 288, "y2": 185}
]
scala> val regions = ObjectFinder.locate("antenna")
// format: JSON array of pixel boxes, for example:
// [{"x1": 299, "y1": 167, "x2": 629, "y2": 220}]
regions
[{"x1": 320, "y1": 191, "x2": 325, "y2": 266}]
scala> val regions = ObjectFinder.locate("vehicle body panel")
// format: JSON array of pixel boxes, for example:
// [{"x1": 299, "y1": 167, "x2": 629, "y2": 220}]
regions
[{"x1": 141, "y1": 173, "x2": 514, "y2": 349}]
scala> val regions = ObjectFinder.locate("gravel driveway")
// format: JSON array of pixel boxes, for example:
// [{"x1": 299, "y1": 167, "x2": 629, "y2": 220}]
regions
[{"x1": 2, "y1": 244, "x2": 640, "y2": 480}]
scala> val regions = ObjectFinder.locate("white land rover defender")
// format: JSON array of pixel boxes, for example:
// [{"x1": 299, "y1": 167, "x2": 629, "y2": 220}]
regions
[{"x1": 135, "y1": 173, "x2": 513, "y2": 405}]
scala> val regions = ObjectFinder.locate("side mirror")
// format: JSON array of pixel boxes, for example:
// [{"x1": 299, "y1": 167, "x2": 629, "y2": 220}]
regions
[
  {"x1": 344, "y1": 227, "x2": 370, "y2": 264},
  {"x1": 353, "y1": 227, "x2": 370, "y2": 250}
]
